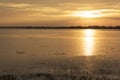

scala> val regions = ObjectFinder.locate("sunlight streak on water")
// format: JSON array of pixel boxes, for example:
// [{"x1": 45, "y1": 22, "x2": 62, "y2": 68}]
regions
[{"x1": 83, "y1": 29, "x2": 95, "y2": 56}]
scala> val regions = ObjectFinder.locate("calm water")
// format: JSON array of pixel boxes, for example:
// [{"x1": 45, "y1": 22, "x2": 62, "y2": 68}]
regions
[
  {"x1": 0, "y1": 29, "x2": 120, "y2": 77},
  {"x1": 0, "y1": 29, "x2": 120, "y2": 56}
]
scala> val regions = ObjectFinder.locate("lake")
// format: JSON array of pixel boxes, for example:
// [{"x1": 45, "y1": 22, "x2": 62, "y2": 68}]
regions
[{"x1": 0, "y1": 29, "x2": 120, "y2": 80}]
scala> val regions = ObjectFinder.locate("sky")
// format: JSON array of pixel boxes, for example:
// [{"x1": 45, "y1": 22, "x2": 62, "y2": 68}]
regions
[{"x1": 0, "y1": 0, "x2": 120, "y2": 26}]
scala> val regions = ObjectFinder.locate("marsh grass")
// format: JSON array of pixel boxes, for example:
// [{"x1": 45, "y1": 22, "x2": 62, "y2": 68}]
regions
[
  {"x1": 0, "y1": 56, "x2": 120, "y2": 80},
  {"x1": 0, "y1": 73, "x2": 120, "y2": 80}
]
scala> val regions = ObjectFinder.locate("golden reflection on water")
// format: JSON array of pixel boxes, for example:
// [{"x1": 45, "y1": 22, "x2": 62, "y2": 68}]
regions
[{"x1": 83, "y1": 29, "x2": 95, "y2": 56}]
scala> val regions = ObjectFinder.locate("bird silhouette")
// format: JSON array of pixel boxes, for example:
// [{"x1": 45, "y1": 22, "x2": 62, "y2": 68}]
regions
[{"x1": 16, "y1": 51, "x2": 25, "y2": 55}]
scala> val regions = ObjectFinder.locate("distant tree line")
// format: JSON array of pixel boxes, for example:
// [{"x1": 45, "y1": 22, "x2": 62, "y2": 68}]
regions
[{"x1": 0, "y1": 26, "x2": 120, "y2": 29}]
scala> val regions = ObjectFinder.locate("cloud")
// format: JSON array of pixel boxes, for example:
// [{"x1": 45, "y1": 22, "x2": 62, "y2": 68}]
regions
[
  {"x1": 102, "y1": 17, "x2": 120, "y2": 20},
  {"x1": 0, "y1": 2, "x2": 75, "y2": 20},
  {"x1": 0, "y1": 0, "x2": 120, "y2": 26},
  {"x1": 0, "y1": 0, "x2": 119, "y2": 4},
  {"x1": 0, "y1": 3, "x2": 30, "y2": 8}
]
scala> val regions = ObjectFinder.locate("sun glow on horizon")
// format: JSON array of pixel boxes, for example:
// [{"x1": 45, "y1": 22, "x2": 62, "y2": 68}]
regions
[
  {"x1": 85, "y1": 29, "x2": 94, "y2": 37},
  {"x1": 73, "y1": 11, "x2": 103, "y2": 18}
]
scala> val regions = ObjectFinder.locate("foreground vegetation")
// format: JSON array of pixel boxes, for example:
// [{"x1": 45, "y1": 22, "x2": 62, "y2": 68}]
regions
[
  {"x1": 0, "y1": 72, "x2": 120, "y2": 80},
  {"x1": 0, "y1": 56, "x2": 120, "y2": 80}
]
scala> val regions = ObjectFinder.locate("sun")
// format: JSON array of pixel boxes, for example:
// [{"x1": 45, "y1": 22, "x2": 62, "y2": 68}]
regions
[{"x1": 73, "y1": 11, "x2": 103, "y2": 18}]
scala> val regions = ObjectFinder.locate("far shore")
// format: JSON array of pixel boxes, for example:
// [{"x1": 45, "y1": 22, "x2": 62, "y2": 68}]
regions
[{"x1": 0, "y1": 26, "x2": 120, "y2": 29}]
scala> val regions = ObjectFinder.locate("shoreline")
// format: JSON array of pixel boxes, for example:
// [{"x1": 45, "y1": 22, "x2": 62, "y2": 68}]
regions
[{"x1": 0, "y1": 26, "x2": 120, "y2": 29}]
